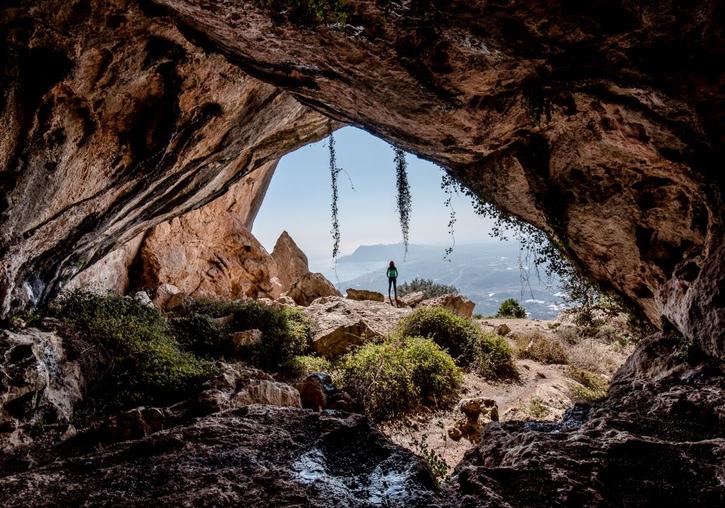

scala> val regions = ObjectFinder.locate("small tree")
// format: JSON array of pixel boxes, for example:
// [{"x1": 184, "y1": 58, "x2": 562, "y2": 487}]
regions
[
  {"x1": 398, "y1": 277, "x2": 458, "y2": 299},
  {"x1": 496, "y1": 298, "x2": 527, "y2": 318}
]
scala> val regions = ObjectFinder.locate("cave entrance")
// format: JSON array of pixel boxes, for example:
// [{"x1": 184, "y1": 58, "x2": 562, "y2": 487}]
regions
[{"x1": 253, "y1": 126, "x2": 566, "y2": 319}]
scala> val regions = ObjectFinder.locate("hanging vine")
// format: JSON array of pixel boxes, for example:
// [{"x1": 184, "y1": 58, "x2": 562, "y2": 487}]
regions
[
  {"x1": 441, "y1": 173, "x2": 457, "y2": 261},
  {"x1": 393, "y1": 146, "x2": 412, "y2": 260},
  {"x1": 328, "y1": 123, "x2": 342, "y2": 260}
]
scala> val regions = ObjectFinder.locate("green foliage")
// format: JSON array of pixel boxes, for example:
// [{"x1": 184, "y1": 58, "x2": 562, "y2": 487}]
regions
[
  {"x1": 410, "y1": 433, "x2": 449, "y2": 481},
  {"x1": 527, "y1": 398, "x2": 551, "y2": 419},
  {"x1": 516, "y1": 333, "x2": 569, "y2": 365},
  {"x1": 328, "y1": 125, "x2": 342, "y2": 259},
  {"x1": 169, "y1": 313, "x2": 226, "y2": 358},
  {"x1": 51, "y1": 291, "x2": 217, "y2": 408},
  {"x1": 397, "y1": 277, "x2": 459, "y2": 299},
  {"x1": 393, "y1": 146, "x2": 412, "y2": 259},
  {"x1": 289, "y1": 355, "x2": 334, "y2": 379},
  {"x1": 396, "y1": 307, "x2": 517, "y2": 381},
  {"x1": 230, "y1": 301, "x2": 313, "y2": 370},
  {"x1": 496, "y1": 298, "x2": 527, "y2": 318},
  {"x1": 338, "y1": 337, "x2": 461, "y2": 421},
  {"x1": 395, "y1": 307, "x2": 478, "y2": 364},
  {"x1": 472, "y1": 333, "x2": 518, "y2": 381},
  {"x1": 254, "y1": 0, "x2": 349, "y2": 26},
  {"x1": 441, "y1": 173, "x2": 457, "y2": 260},
  {"x1": 567, "y1": 366, "x2": 608, "y2": 404}
]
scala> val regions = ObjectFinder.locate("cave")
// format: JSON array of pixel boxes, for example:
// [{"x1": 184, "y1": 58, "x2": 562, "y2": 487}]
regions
[{"x1": 0, "y1": 1, "x2": 723, "y2": 506}]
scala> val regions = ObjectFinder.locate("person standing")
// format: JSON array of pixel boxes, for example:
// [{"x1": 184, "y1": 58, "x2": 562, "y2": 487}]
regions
[{"x1": 387, "y1": 261, "x2": 398, "y2": 305}]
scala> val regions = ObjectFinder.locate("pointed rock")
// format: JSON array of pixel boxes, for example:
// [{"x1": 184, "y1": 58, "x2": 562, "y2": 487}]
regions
[{"x1": 271, "y1": 231, "x2": 310, "y2": 292}]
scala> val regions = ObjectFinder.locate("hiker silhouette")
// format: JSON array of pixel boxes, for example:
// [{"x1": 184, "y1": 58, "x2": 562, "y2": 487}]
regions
[{"x1": 387, "y1": 261, "x2": 398, "y2": 305}]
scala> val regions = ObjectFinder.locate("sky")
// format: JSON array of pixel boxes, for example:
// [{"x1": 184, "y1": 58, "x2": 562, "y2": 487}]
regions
[{"x1": 253, "y1": 126, "x2": 502, "y2": 272}]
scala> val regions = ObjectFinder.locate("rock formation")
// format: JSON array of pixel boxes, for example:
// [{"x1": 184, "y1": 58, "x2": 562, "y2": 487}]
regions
[
  {"x1": 272, "y1": 230, "x2": 310, "y2": 291},
  {"x1": 0, "y1": 0, "x2": 331, "y2": 314},
  {"x1": 287, "y1": 273, "x2": 342, "y2": 306},
  {"x1": 346, "y1": 288, "x2": 385, "y2": 303},
  {"x1": 149, "y1": 0, "x2": 724, "y2": 359},
  {"x1": 419, "y1": 294, "x2": 476, "y2": 319}
]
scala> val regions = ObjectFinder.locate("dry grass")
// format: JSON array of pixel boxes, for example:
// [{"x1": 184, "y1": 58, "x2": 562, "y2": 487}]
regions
[
  {"x1": 566, "y1": 366, "x2": 608, "y2": 404},
  {"x1": 514, "y1": 332, "x2": 569, "y2": 365},
  {"x1": 567, "y1": 339, "x2": 630, "y2": 375}
]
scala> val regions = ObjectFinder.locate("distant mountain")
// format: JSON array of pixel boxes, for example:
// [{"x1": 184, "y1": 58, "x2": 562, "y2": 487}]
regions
[{"x1": 325, "y1": 242, "x2": 567, "y2": 320}]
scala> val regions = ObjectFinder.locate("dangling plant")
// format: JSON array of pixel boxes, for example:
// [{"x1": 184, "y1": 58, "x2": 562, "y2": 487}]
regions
[
  {"x1": 328, "y1": 123, "x2": 342, "y2": 259},
  {"x1": 394, "y1": 146, "x2": 412, "y2": 260},
  {"x1": 441, "y1": 173, "x2": 457, "y2": 261}
]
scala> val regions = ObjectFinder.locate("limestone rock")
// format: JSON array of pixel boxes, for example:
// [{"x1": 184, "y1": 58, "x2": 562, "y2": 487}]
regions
[
  {"x1": 287, "y1": 273, "x2": 341, "y2": 307},
  {"x1": 271, "y1": 231, "x2": 310, "y2": 291},
  {"x1": 448, "y1": 398, "x2": 499, "y2": 444},
  {"x1": 0, "y1": 406, "x2": 444, "y2": 507},
  {"x1": 496, "y1": 324, "x2": 511, "y2": 336},
  {"x1": 346, "y1": 288, "x2": 385, "y2": 303},
  {"x1": 275, "y1": 295, "x2": 296, "y2": 306},
  {"x1": 303, "y1": 297, "x2": 410, "y2": 357},
  {"x1": 232, "y1": 379, "x2": 301, "y2": 408},
  {"x1": 400, "y1": 291, "x2": 426, "y2": 307},
  {"x1": 153, "y1": 283, "x2": 180, "y2": 309},
  {"x1": 0, "y1": 329, "x2": 84, "y2": 453},
  {"x1": 296, "y1": 373, "x2": 356, "y2": 412},
  {"x1": 419, "y1": 294, "x2": 476, "y2": 319},
  {"x1": 133, "y1": 291, "x2": 153, "y2": 307}
]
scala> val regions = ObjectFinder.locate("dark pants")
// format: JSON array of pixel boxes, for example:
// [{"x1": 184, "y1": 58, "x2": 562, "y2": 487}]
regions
[{"x1": 388, "y1": 277, "x2": 397, "y2": 300}]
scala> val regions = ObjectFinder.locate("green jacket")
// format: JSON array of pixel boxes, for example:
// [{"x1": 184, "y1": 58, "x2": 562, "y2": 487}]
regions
[{"x1": 387, "y1": 267, "x2": 398, "y2": 278}]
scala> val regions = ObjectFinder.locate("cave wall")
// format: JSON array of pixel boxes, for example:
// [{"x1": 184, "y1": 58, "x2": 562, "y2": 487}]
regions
[
  {"x1": 150, "y1": 0, "x2": 724, "y2": 358},
  {"x1": 0, "y1": 0, "x2": 330, "y2": 313}
]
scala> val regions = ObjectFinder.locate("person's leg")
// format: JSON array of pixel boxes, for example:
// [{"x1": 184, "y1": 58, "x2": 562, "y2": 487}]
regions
[
  {"x1": 388, "y1": 278, "x2": 392, "y2": 303},
  {"x1": 393, "y1": 278, "x2": 397, "y2": 301}
]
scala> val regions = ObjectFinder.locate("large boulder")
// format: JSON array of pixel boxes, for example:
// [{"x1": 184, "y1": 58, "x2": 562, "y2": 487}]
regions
[
  {"x1": 0, "y1": 406, "x2": 445, "y2": 507},
  {"x1": 419, "y1": 294, "x2": 476, "y2": 319},
  {"x1": 287, "y1": 273, "x2": 341, "y2": 307},
  {"x1": 140, "y1": 215, "x2": 283, "y2": 301},
  {"x1": 346, "y1": 288, "x2": 385, "y2": 303},
  {"x1": 271, "y1": 231, "x2": 310, "y2": 292},
  {"x1": 303, "y1": 297, "x2": 410, "y2": 357},
  {"x1": 0, "y1": 328, "x2": 84, "y2": 454}
]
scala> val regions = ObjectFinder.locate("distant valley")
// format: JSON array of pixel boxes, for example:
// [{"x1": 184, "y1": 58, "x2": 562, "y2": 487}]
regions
[{"x1": 320, "y1": 242, "x2": 568, "y2": 320}]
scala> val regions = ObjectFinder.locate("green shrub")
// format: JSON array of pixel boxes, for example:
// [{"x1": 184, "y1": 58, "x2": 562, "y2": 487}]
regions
[
  {"x1": 395, "y1": 307, "x2": 479, "y2": 364},
  {"x1": 397, "y1": 278, "x2": 458, "y2": 299},
  {"x1": 527, "y1": 397, "x2": 551, "y2": 418},
  {"x1": 496, "y1": 298, "x2": 527, "y2": 318},
  {"x1": 289, "y1": 355, "x2": 334, "y2": 379},
  {"x1": 170, "y1": 313, "x2": 226, "y2": 358},
  {"x1": 51, "y1": 291, "x2": 217, "y2": 408},
  {"x1": 338, "y1": 337, "x2": 461, "y2": 420},
  {"x1": 472, "y1": 333, "x2": 518, "y2": 380},
  {"x1": 516, "y1": 333, "x2": 569, "y2": 364},
  {"x1": 230, "y1": 301, "x2": 312, "y2": 370}
]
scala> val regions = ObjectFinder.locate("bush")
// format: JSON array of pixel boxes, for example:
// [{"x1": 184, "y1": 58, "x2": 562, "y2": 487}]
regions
[
  {"x1": 51, "y1": 291, "x2": 217, "y2": 408},
  {"x1": 472, "y1": 333, "x2": 518, "y2": 380},
  {"x1": 397, "y1": 278, "x2": 458, "y2": 299},
  {"x1": 338, "y1": 337, "x2": 461, "y2": 420},
  {"x1": 395, "y1": 307, "x2": 479, "y2": 364},
  {"x1": 230, "y1": 301, "x2": 312, "y2": 370},
  {"x1": 289, "y1": 355, "x2": 334, "y2": 379},
  {"x1": 516, "y1": 333, "x2": 569, "y2": 364},
  {"x1": 495, "y1": 298, "x2": 527, "y2": 318},
  {"x1": 170, "y1": 313, "x2": 226, "y2": 358},
  {"x1": 396, "y1": 307, "x2": 518, "y2": 381}
]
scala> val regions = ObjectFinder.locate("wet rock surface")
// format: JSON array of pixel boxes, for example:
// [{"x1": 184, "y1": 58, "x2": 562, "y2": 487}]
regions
[{"x1": 0, "y1": 406, "x2": 445, "y2": 508}]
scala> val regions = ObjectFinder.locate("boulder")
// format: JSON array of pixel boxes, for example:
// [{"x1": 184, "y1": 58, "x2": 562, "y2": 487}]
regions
[
  {"x1": 303, "y1": 297, "x2": 410, "y2": 358},
  {"x1": 232, "y1": 380, "x2": 301, "y2": 408},
  {"x1": 133, "y1": 291, "x2": 153, "y2": 308},
  {"x1": 400, "y1": 291, "x2": 426, "y2": 307},
  {"x1": 287, "y1": 273, "x2": 341, "y2": 307},
  {"x1": 296, "y1": 373, "x2": 356, "y2": 412},
  {"x1": 276, "y1": 295, "x2": 296, "y2": 306},
  {"x1": 153, "y1": 283, "x2": 180, "y2": 309},
  {"x1": 496, "y1": 323, "x2": 511, "y2": 336},
  {"x1": 346, "y1": 288, "x2": 385, "y2": 303},
  {"x1": 448, "y1": 397, "x2": 499, "y2": 444},
  {"x1": 271, "y1": 231, "x2": 310, "y2": 292},
  {"x1": 0, "y1": 329, "x2": 84, "y2": 453},
  {"x1": 419, "y1": 293, "x2": 476, "y2": 319}
]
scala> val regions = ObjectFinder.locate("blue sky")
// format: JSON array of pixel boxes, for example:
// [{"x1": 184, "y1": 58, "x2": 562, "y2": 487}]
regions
[{"x1": 253, "y1": 126, "x2": 501, "y2": 272}]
